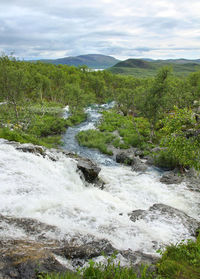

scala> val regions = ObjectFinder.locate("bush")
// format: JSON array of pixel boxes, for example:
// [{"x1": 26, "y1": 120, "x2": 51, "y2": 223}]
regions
[
  {"x1": 157, "y1": 234, "x2": 200, "y2": 279},
  {"x1": 27, "y1": 115, "x2": 68, "y2": 137},
  {"x1": 66, "y1": 111, "x2": 87, "y2": 126},
  {"x1": 153, "y1": 149, "x2": 179, "y2": 170},
  {"x1": 76, "y1": 130, "x2": 115, "y2": 155}
]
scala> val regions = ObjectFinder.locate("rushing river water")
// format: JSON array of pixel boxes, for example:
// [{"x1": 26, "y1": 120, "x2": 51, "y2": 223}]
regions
[{"x1": 0, "y1": 104, "x2": 200, "y2": 259}]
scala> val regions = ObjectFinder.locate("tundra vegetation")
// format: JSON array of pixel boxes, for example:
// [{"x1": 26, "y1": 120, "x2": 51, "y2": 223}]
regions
[{"x1": 1, "y1": 54, "x2": 200, "y2": 278}]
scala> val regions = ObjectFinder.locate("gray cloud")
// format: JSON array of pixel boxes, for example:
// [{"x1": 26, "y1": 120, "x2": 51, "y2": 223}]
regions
[{"x1": 0, "y1": 0, "x2": 200, "y2": 59}]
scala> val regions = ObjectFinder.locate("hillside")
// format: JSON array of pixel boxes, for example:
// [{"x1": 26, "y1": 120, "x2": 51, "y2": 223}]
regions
[
  {"x1": 112, "y1": 58, "x2": 153, "y2": 69},
  {"x1": 109, "y1": 58, "x2": 200, "y2": 77},
  {"x1": 38, "y1": 54, "x2": 120, "y2": 69}
]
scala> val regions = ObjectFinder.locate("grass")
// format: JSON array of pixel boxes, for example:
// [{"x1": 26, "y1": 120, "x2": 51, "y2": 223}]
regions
[
  {"x1": 77, "y1": 110, "x2": 153, "y2": 155},
  {"x1": 65, "y1": 111, "x2": 87, "y2": 126},
  {"x1": 157, "y1": 233, "x2": 200, "y2": 279},
  {"x1": 76, "y1": 129, "x2": 115, "y2": 155},
  {"x1": 0, "y1": 103, "x2": 86, "y2": 148}
]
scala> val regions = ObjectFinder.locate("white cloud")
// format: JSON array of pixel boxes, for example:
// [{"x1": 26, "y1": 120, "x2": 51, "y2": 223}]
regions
[{"x1": 0, "y1": 0, "x2": 200, "y2": 59}]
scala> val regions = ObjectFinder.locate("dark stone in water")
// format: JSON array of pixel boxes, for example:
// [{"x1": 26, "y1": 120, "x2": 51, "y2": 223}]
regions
[
  {"x1": 77, "y1": 158, "x2": 101, "y2": 183},
  {"x1": 132, "y1": 157, "x2": 147, "y2": 173},
  {"x1": 16, "y1": 144, "x2": 45, "y2": 157},
  {"x1": 160, "y1": 171, "x2": 183, "y2": 184},
  {"x1": 62, "y1": 239, "x2": 115, "y2": 260},
  {"x1": 116, "y1": 151, "x2": 135, "y2": 165}
]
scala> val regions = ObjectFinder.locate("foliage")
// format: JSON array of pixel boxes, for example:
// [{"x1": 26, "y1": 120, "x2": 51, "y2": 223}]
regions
[
  {"x1": 160, "y1": 107, "x2": 200, "y2": 170},
  {"x1": 153, "y1": 149, "x2": 180, "y2": 170},
  {"x1": 39, "y1": 254, "x2": 158, "y2": 279},
  {"x1": 157, "y1": 234, "x2": 200, "y2": 279},
  {"x1": 76, "y1": 130, "x2": 115, "y2": 155},
  {"x1": 65, "y1": 111, "x2": 87, "y2": 126},
  {"x1": 109, "y1": 58, "x2": 200, "y2": 78}
]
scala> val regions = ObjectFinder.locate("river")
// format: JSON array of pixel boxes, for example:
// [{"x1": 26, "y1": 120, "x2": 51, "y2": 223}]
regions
[{"x1": 0, "y1": 104, "x2": 200, "y2": 261}]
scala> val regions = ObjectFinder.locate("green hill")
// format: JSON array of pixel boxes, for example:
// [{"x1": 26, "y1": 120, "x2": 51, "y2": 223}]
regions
[
  {"x1": 37, "y1": 54, "x2": 120, "y2": 69},
  {"x1": 109, "y1": 58, "x2": 200, "y2": 77}
]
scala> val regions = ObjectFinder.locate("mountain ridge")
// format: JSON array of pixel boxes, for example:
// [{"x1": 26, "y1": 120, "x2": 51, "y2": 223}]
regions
[{"x1": 33, "y1": 54, "x2": 120, "y2": 69}]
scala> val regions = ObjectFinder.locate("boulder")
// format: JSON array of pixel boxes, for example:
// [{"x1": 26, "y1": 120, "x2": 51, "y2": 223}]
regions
[
  {"x1": 116, "y1": 152, "x2": 135, "y2": 165},
  {"x1": 62, "y1": 239, "x2": 115, "y2": 260},
  {"x1": 132, "y1": 157, "x2": 148, "y2": 173},
  {"x1": 129, "y1": 203, "x2": 200, "y2": 236},
  {"x1": 77, "y1": 158, "x2": 101, "y2": 183},
  {"x1": 160, "y1": 171, "x2": 183, "y2": 184}
]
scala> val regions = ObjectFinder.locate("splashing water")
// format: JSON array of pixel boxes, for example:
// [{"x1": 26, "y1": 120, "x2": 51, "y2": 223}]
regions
[{"x1": 0, "y1": 138, "x2": 199, "y2": 255}]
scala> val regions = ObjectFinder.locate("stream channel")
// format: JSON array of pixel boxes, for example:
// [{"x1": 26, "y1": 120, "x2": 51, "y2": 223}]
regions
[{"x1": 0, "y1": 103, "x2": 200, "y2": 270}]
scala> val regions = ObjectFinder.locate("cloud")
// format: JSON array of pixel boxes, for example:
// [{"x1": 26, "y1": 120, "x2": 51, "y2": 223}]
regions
[{"x1": 0, "y1": 0, "x2": 200, "y2": 59}]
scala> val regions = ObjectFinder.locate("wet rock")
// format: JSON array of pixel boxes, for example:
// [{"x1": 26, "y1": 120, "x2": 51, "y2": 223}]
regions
[
  {"x1": 116, "y1": 151, "x2": 135, "y2": 165},
  {"x1": 77, "y1": 158, "x2": 101, "y2": 183},
  {"x1": 0, "y1": 251, "x2": 67, "y2": 279},
  {"x1": 129, "y1": 203, "x2": 200, "y2": 236},
  {"x1": 128, "y1": 209, "x2": 146, "y2": 222},
  {"x1": 16, "y1": 144, "x2": 45, "y2": 156},
  {"x1": 0, "y1": 214, "x2": 59, "y2": 240},
  {"x1": 62, "y1": 239, "x2": 116, "y2": 260},
  {"x1": 160, "y1": 171, "x2": 183, "y2": 184},
  {"x1": 132, "y1": 157, "x2": 148, "y2": 173},
  {"x1": 120, "y1": 250, "x2": 158, "y2": 275},
  {"x1": 145, "y1": 155, "x2": 154, "y2": 166},
  {"x1": 134, "y1": 149, "x2": 144, "y2": 158},
  {"x1": 184, "y1": 168, "x2": 200, "y2": 192}
]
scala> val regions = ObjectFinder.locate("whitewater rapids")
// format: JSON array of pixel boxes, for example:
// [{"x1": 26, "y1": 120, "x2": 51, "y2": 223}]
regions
[{"x1": 0, "y1": 139, "x2": 199, "y2": 256}]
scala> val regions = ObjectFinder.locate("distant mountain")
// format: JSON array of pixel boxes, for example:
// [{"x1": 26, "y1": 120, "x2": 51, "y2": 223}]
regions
[
  {"x1": 109, "y1": 58, "x2": 200, "y2": 77},
  {"x1": 113, "y1": 59, "x2": 153, "y2": 69},
  {"x1": 37, "y1": 54, "x2": 120, "y2": 69}
]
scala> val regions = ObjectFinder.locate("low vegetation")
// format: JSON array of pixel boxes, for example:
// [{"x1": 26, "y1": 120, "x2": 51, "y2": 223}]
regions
[
  {"x1": 39, "y1": 233, "x2": 200, "y2": 278},
  {"x1": 1, "y1": 55, "x2": 200, "y2": 278}
]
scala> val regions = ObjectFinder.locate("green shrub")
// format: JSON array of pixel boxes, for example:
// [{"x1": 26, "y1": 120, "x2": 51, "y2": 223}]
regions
[
  {"x1": 66, "y1": 112, "x2": 87, "y2": 126},
  {"x1": 153, "y1": 149, "x2": 179, "y2": 170},
  {"x1": 157, "y1": 234, "x2": 200, "y2": 279},
  {"x1": 112, "y1": 138, "x2": 129, "y2": 149},
  {"x1": 76, "y1": 130, "x2": 115, "y2": 155},
  {"x1": 27, "y1": 115, "x2": 68, "y2": 137}
]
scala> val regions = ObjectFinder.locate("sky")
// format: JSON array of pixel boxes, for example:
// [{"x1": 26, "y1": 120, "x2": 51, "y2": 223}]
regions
[{"x1": 0, "y1": 0, "x2": 200, "y2": 60}]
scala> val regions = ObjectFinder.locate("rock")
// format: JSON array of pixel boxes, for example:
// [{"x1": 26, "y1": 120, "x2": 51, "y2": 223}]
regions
[
  {"x1": 128, "y1": 209, "x2": 145, "y2": 222},
  {"x1": 62, "y1": 239, "x2": 116, "y2": 260},
  {"x1": 129, "y1": 203, "x2": 200, "y2": 236},
  {"x1": 16, "y1": 144, "x2": 45, "y2": 156},
  {"x1": 0, "y1": 214, "x2": 116, "y2": 278},
  {"x1": 0, "y1": 251, "x2": 67, "y2": 279},
  {"x1": 134, "y1": 149, "x2": 144, "y2": 158},
  {"x1": 120, "y1": 250, "x2": 158, "y2": 275},
  {"x1": 116, "y1": 152, "x2": 135, "y2": 165},
  {"x1": 77, "y1": 158, "x2": 101, "y2": 183},
  {"x1": 151, "y1": 147, "x2": 166, "y2": 153},
  {"x1": 145, "y1": 155, "x2": 154, "y2": 166},
  {"x1": 160, "y1": 171, "x2": 183, "y2": 184},
  {"x1": 184, "y1": 168, "x2": 200, "y2": 192},
  {"x1": 132, "y1": 157, "x2": 147, "y2": 173}
]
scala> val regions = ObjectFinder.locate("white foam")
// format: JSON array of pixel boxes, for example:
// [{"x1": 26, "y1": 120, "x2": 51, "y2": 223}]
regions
[{"x1": 0, "y1": 139, "x2": 199, "y2": 255}]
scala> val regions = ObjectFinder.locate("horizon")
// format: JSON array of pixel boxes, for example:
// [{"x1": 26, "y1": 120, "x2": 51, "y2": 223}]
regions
[
  {"x1": 1, "y1": 0, "x2": 200, "y2": 61},
  {"x1": 24, "y1": 53, "x2": 200, "y2": 62}
]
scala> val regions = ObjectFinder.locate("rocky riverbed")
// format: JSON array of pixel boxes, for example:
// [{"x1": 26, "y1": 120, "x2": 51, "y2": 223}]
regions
[{"x1": 0, "y1": 139, "x2": 200, "y2": 278}]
